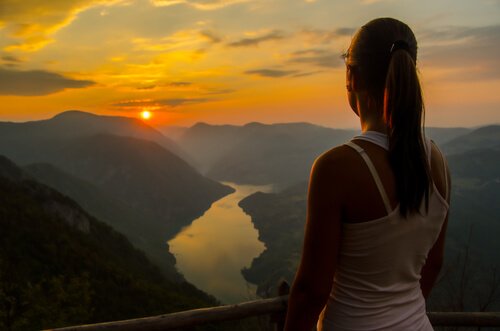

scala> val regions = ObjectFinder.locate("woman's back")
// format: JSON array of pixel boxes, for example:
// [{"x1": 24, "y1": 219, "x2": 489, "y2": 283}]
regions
[
  {"x1": 338, "y1": 137, "x2": 449, "y2": 224},
  {"x1": 317, "y1": 135, "x2": 449, "y2": 331}
]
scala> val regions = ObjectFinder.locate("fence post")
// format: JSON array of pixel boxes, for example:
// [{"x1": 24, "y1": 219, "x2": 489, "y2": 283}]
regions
[{"x1": 269, "y1": 280, "x2": 290, "y2": 331}]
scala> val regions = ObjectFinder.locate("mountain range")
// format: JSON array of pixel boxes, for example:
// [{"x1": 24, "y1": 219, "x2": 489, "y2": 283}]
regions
[
  {"x1": 173, "y1": 122, "x2": 480, "y2": 187},
  {"x1": 2, "y1": 110, "x2": 497, "y2": 323},
  {"x1": 0, "y1": 110, "x2": 187, "y2": 164},
  {"x1": 177, "y1": 122, "x2": 355, "y2": 187},
  {"x1": 0, "y1": 111, "x2": 233, "y2": 281},
  {"x1": 0, "y1": 155, "x2": 220, "y2": 330}
]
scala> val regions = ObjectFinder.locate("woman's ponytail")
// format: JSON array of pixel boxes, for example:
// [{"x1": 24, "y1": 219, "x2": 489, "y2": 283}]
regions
[
  {"x1": 350, "y1": 18, "x2": 433, "y2": 217},
  {"x1": 384, "y1": 47, "x2": 432, "y2": 217}
]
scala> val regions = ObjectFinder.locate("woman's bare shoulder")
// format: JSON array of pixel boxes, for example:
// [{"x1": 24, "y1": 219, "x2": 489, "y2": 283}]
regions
[
  {"x1": 311, "y1": 144, "x2": 359, "y2": 180},
  {"x1": 315, "y1": 144, "x2": 359, "y2": 166}
]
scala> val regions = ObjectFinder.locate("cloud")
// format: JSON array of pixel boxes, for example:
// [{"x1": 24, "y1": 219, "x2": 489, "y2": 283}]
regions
[
  {"x1": 169, "y1": 81, "x2": 193, "y2": 86},
  {"x1": 135, "y1": 82, "x2": 233, "y2": 94},
  {"x1": 245, "y1": 68, "x2": 299, "y2": 78},
  {"x1": 137, "y1": 85, "x2": 157, "y2": 90},
  {"x1": 159, "y1": 97, "x2": 211, "y2": 106},
  {"x1": 0, "y1": 67, "x2": 95, "y2": 96},
  {"x1": 0, "y1": 0, "x2": 126, "y2": 52},
  {"x1": 112, "y1": 97, "x2": 213, "y2": 109},
  {"x1": 132, "y1": 29, "x2": 216, "y2": 53},
  {"x1": 204, "y1": 87, "x2": 235, "y2": 94},
  {"x1": 299, "y1": 27, "x2": 355, "y2": 43},
  {"x1": 1, "y1": 55, "x2": 22, "y2": 63},
  {"x1": 289, "y1": 49, "x2": 343, "y2": 68},
  {"x1": 227, "y1": 30, "x2": 285, "y2": 47},
  {"x1": 142, "y1": 81, "x2": 193, "y2": 89},
  {"x1": 1, "y1": 54, "x2": 23, "y2": 67},
  {"x1": 200, "y1": 30, "x2": 222, "y2": 43},
  {"x1": 150, "y1": 0, "x2": 250, "y2": 10},
  {"x1": 335, "y1": 27, "x2": 356, "y2": 37},
  {"x1": 292, "y1": 70, "x2": 323, "y2": 78},
  {"x1": 112, "y1": 99, "x2": 156, "y2": 107},
  {"x1": 361, "y1": 0, "x2": 392, "y2": 4},
  {"x1": 418, "y1": 25, "x2": 500, "y2": 81}
]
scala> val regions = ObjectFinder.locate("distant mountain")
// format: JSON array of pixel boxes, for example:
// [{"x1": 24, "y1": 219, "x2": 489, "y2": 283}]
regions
[
  {"x1": 157, "y1": 124, "x2": 189, "y2": 141},
  {"x1": 42, "y1": 134, "x2": 233, "y2": 237},
  {"x1": 0, "y1": 113, "x2": 234, "y2": 278},
  {"x1": 425, "y1": 127, "x2": 471, "y2": 145},
  {"x1": 447, "y1": 148, "x2": 500, "y2": 185},
  {"x1": 442, "y1": 125, "x2": 500, "y2": 155},
  {"x1": 24, "y1": 163, "x2": 182, "y2": 281},
  {"x1": 0, "y1": 155, "x2": 220, "y2": 330},
  {"x1": 178, "y1": 122, "x2": 356, "y2": 187},
  {"x1": 18, "y1": 134, "x2": 234, "y2": 284},
  {"x1": 0, "y1": 110, "x2": 187, "y2": 165},
  {"x1": 176, "y1": 122, "x2": 244, "y2": 173},
  {"x1": 178, "y1": 122, "x2": 475, "y2": 187}
]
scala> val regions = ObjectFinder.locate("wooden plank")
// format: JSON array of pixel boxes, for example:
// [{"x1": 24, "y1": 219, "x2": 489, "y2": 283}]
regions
[
  {"x1": 46, "y1": 295, "x2": 289, "y2": 331},
  {"x1": 44, "y1": 293, "x2": 500, "y2": 330}
]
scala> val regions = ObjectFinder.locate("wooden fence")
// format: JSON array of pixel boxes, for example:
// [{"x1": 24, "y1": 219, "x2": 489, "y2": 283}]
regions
[
  {"x1": 44, "y1": 301, "x2": 500, "y2": 330},
  {"x1": 46, "y1": 282, "x2": 500, "y2": 330}
]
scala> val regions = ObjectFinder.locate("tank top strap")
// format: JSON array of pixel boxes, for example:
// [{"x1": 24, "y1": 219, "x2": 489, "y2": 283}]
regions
[
  {"x1": 425, "y1": 136, "x2": 432, "y2": 166},
  {"x1": 345, "y1": 141, "x2": 392, "y2": 214},
  {"x1": 442, "y1": 153, "x2": 449, "y2": 201}
]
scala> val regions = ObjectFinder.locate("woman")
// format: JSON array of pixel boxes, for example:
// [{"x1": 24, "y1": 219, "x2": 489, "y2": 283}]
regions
[{"x1": 284, "y1": 18, "x2": 451, "y2": 331}]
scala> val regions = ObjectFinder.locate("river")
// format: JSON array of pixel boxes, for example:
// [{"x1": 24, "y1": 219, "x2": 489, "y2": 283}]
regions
[{"x1": 168, "y1": 182, "x2": 274, "y2": 304}]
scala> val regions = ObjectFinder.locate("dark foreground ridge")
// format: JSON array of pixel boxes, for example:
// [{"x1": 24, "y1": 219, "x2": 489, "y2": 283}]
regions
[{"x1": 0, "y1": 155, "x2": 220, "y2": 330}]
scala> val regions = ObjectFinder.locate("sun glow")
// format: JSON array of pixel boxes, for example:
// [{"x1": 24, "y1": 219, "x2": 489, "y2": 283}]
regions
[{"x1": 140, "y1": 110, "x2": 152, "y2": 120}]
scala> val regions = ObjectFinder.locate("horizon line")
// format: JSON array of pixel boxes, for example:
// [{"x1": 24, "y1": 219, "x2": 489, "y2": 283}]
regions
[{"x1": 1, "y1": 109, "x2": 498, "y2": 130}]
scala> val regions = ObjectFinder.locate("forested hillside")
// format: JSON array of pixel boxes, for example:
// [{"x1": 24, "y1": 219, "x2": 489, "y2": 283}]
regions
[{"x1": 0, "y1": 156, "x2": 220, "y2": 330}]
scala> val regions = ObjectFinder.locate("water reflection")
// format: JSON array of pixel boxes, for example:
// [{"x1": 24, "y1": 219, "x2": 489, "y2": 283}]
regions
[{"x1": 168, "y1": 182, "x2": 273, "y2": 304}]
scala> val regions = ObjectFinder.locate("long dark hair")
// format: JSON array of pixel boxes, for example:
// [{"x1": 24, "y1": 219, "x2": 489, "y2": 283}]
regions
[{"x1": 349, "y1": 17, "x2": 432, "y2": 217}]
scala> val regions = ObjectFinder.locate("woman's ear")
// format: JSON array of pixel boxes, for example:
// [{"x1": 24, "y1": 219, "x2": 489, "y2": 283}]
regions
[
  {"x1": 347, "y1": 66, "x2": 365, "y2": 92},
  {"x1": 346, "y1": 66, "x2": 359, "y2": 116},
  {"x1": 346, "y1": 66, "x2": 355, "y2": 92}
]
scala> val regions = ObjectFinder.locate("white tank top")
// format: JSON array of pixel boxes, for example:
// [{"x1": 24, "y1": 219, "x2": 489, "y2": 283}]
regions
[{"x1": 317, "y1": 133, "x2": 449, "y2": 331}]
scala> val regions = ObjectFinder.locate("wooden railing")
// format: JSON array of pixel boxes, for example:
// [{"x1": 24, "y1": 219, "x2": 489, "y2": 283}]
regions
[
  {"x1": 47, "y1": 282, "x2": 500, "y2": 331},
  {"x1": 44, "y1": 301, "x2": 500, "y2": 330},
  {"x1": 48, "y1": 295, "x2": 288, "y2": 331}
]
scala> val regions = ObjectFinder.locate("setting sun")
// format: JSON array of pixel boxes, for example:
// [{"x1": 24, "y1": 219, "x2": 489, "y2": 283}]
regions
[{"x1": 140, "y1": 110, "x2": 152, "y2": 120}]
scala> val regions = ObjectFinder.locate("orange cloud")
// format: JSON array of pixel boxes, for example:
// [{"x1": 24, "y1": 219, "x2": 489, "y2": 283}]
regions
[
  {"x1": 150, "y1": 0, "x2": 251, "y2": 10},
  {"x1": 0, "y1": 68, "x2": 94, "y2": 96},
  {"x1": 131, "y1": 29, "x2": 217, "y2": 53},
  {"x1": 0, "y1": 0, "x2": 126, "y2": 52},
  {"x1": 227, "y1": 30, "x2": 285, "y2": 47}
]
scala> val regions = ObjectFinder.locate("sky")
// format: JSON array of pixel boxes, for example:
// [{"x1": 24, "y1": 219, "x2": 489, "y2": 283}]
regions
[{"x1": 0, "y1": 0, "x2": 499, "y2": 128}]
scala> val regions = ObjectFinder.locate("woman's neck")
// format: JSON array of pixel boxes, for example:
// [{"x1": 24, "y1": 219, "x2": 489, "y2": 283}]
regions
[
  {"x1": 361, "y1": 122, "x2": 388, "y2": 134},
  {"x1": 359, "y1": 114, "x2": 387, "y2": 134},
  {"x1": 356, "y1": 95, "x2": 387, "y2": 134}
]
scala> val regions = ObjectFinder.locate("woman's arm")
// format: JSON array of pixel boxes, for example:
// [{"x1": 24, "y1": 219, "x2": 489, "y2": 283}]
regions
[
  {"x1": 284, "y1": 152, "x2": 343, "y2": 331},
  {"x1": 420, "y1": 212, "x2": 449, "y2": 299},
  {"x1": 420, "y1": 145, "x2": 452, "y2": 299}
]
